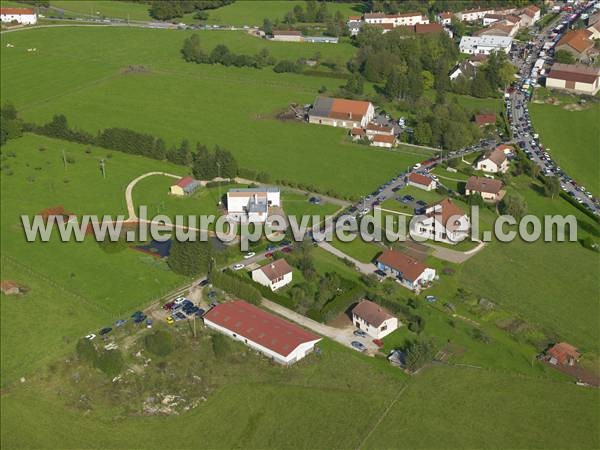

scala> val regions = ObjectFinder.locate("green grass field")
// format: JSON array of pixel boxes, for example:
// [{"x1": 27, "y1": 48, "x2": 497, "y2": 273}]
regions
[
  {"x1": 530, "y1": 102, "x2": 599, "y2": 195},
  {"x1": 1, "y1": 26, "x2": 418, "y2": 198},
  {"x1": 49, "y1": 1, "x2": 153, "y2": 21}
]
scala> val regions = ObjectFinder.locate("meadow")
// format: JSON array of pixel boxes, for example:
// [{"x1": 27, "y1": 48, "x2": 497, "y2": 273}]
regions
[
  {"x1": 530, "y1": 102, "x2": 599, "y2": 195},
  {"x1": 48, "y1": 1, "x2": 154, "y2": 21},
  {"x1": 0, "y1": 26, "x2": 418, "y2": 198}
]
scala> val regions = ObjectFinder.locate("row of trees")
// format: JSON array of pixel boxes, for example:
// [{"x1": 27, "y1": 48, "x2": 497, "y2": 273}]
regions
[
  {"x1": 145, "y1": 0, "x2": 235, "y2": 21},
  {"x1": 0, "y1": 103, "x2": 23, "y2": 146},
  {"x1": 182, "y1": 34, "x2": 277, "y2": 68}
]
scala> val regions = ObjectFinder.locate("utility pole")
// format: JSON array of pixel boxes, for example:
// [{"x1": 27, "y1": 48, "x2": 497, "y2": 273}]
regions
[
  {"x1": 216, "y1": 162, "x2": 222, "y2": 205},
  {"x1": 99, "y1": 159, "x2": 106, "y2": 178},
  {"x1": 62, "y1": 149, "x2": 67, "y2": 171}
]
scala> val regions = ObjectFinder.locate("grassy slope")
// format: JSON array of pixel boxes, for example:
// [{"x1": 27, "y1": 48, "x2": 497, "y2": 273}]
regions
[
  {"x1": 529, "y1": 102, "x2": 600, "y2": 195},
  {"x1": 49, "y1": 1, "x2": 153, "y2": 21},
  {"x1": 0, "y1": 27, "x2": 418, "y2": 197}
]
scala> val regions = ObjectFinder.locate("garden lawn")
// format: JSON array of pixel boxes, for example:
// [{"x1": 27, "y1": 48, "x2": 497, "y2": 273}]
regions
[
  {"x1": 1, "y1": 26, "x2": 418, "y2": 198},
  {"x1": 281, "y1": 192, "x2": 340, "y2": 219},
  {"x1": 529, "y1": 102, "x2": 600, "y2": 195}
]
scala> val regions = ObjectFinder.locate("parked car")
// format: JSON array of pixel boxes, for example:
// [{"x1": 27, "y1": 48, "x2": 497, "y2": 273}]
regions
[
  {"x1": 85, "y1": 334, "x2": 96, "y2": 340},
  {"x1": 243, "y1": 252, "x2": 256, "y2": 259},
  {"x1": 198, "y1": 279, "x2": 208, "y2": 287},
  {"x1": 281, "y1": 247, "x2": 292, "y2": 253},
  {"x1": 115, "y1": 319, "x2": 127, "y2": 327},
  {"x1": 416, "y1": 200, "x2": 427, "y2": 207},
  {"x1": 99, "y1": 327, "x2": 112, "y2": 335},
  {"x1": 374, "y1": 269, "x2": 387, "y2": 278},
  {"x1": 351, "y1": 341, "x2": 367, "y2": 352},
  {"x1": 146, "y1": 319, "x2": 153, "y2": 328},
  {"x1": 162, "y1": 301, "x2": 175, "y2": 311},
  {"x1": 425, "y1": 295, "x2": 437, "y2": 303},
  {"x1": 232, "y1": 263, "x2": 245, "y2": 270},
  {"x1": 173, "y1": 311, "x2": 186, "y2": 321},
  {"x1": 166, "y1": 316, "x2": 174, "y2": 325},
  {"x1": 353, "y1": 329, "x2": 367, "y2": 338},
  {"x1": 372, "y1": 339, "x2": 384, "y2": 348}
]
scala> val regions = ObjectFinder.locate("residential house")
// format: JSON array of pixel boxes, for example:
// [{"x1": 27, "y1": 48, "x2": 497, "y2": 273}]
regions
[
  {"x1": 347, "y1": 19, "x2": 363, "y2": 36},
  {"x1": 449, "y1": 60, "x2": 477, "y2": 80},
  {"x1": 546, "y1": 342, "x2": 580, "y2": 366},
  {"x1": 545, "y1": 63, "x2": 600, "y2": 95},
  {"x1": 365, "y1": 122, "x2": 394, "y2": 136},
  {"x1": 465, "y1": 176, "x2": 504, "y2": 201},
  {"x1": 455, "y1": 7, "x2": 496, "y2": 22},
  {"x1": 473, "y1": 113, "x2": 497, "y2": 127},
  {"x1": 407, "y1": 172, "x2": 437, "y2": 191},
  {"x1": 363, "y1": 11, "x2": 429, "y2": 27},
  {"x1": 170, "y1": 176, "x2": 201, "y2": 196},
  {"x1": 496, "y1": 144, "x2": 514, "y2": 155},
  {"x1": 226, "y1": 187, "x2": 280, "y2": 223},
  {"x1": 414, "y1": 23, "x2": 444, "y2": 34},
  {"x1": 376, "y1": 249, "x2": 436, "y2": 291},
  {"x1": 252, "y1": 259, "x2": 293, "y2": 291},
  {"x1": 555, "y1": 30, "x2": 597, "y2": 62},
  {"x1": 352, "y1": 300, "x2": 398, "y2": 339},
  {"x1": 0, "y1": 7, "x2": 37, "y2": 24},
  {"x1": 309, "y1": 97, "x2": 375, "y2": 129},
  {"x1": 475, "y1": 22, "x2": 519, "y2": 37},
  {"x1": 370, "y1": 134, "x2": 396, "y2": 148},
  {"x1": 436, "y1": 11, "x2": 453, "y2": 25},
  {"x1": 483, "y1": 13, "x2": 504, "y2": 26},
  {"x1": 587, "y1": 13, "x2": 600, "y2": 39},
  {"x1": 203, "y1": 300, "x2": 321, "y2": 365},
  {"x1": 272, "y1": 30, "x2": 303, "y2": 42},
  {"x1": 411, "y1": 198, "x2": 470, "y2": 244},
  {"x1": 350, "y1": 127, "x2": 366, "y2": 140},
  {"x1": 520, "y1": 5, "x2": 541, "y2": 27},
  {"x1": 475, "y1": 148, "x2": 509, "y2": 174},
  {"x1": 459, "y1": 35, "x2": 513, "y2": 55}
]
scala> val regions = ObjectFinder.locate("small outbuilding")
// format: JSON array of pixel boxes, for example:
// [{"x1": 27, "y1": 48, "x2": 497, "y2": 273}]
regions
[
  {"x1": 170, "y1": 176, "x2": 201, "y2": 196},
  {"x1": 547, "y1": 342, "x2": 581, "y2": 366}
]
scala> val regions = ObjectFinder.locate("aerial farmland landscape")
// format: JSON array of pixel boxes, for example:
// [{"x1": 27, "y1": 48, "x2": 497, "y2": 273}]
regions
[{"x1": 0, "y1": 1, "x2": 599, "y2": 449}]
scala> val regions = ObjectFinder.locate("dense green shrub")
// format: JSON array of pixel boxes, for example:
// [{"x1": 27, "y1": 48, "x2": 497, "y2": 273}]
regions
[{"x1": 144, "y1": 330, "x2": 173, "y2": 357}]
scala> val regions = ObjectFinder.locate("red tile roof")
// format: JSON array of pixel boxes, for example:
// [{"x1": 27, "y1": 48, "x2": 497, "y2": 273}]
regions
[
  {"x1": 376, "y1": 249, "x2": 429, "y2": 282},
  {"x1": 352, "y1": 300, "x2": 395, "y2": 327},
  {"x1": 204, "y1": 300, "x2": 320, "y2": 357},
  {"x1": 415, "y1": 23, "x2": 444, "y2": 34},
  {"x1": 557, "y1": 30, "x2": 594, "y2": 54},
  {"x1": 373, "y1": 134, "x2": 395, "y2": 144},
  {"x1": 547, "y1": 342, "x2": 580, "y2": 365},
  {"x1": 330, "y1": 98, "x2": 371, "y2": 120},
  {"x1": 474, "y1": 113, "x2": 496, "y2": 125},
  {"x1": 426, "y1": 198, "x2": 467, "y2": 232},
  {"x1": 483, "y1": 148, "x2": 507, "y2": 166},
  {"x1": 256, "y1": 259, "x2": 292, "y2": 282},
  {"x1": 1, "y1": 7, "x2": 34, "y2": 15},
  {"x1": 351, "y1": 127, "x2": 366, "y2": 136},
  {"x1": 408, "y1": 172, "x2": 434, "y2": 187},
  {"x1": 174, "y1": 176, "x2": 196, "y2": 188}
]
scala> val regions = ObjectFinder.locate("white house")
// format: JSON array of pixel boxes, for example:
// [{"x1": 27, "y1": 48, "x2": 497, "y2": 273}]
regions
[
  {"x1": 352, "y1": 300, "x2": 398, "y2": 339},
  {"x1": 226, "y1": 187, "x2": 280, "y2": 223},
  {"x1": 519, "y1": 5, "x2": 540, "y2": 27},
  {"x1": 407, "y1": 172, "x2": 437, "y2": 191},
  {"x1": 252, "y1": 259, "x2": 293, "y2": 291},
  {"x1": 376, "y1": 249, "x2": 436, "y2": 291},
  {"x1": 465, "y1": 176, "x2": 504, "y2": 202},
  {"x1": 459, "y1": 35, "x2": 513, "y2": 55},
  {"x1": 475, "y1": 148, "x2": 509, "y2": 174},
  {"x1": 455, "y1": 7, "x2": 495, "y2": 22},
  {"x1": 363, "y1": 11, "x2": 429, "y2": 27},
  {"x1": 436, "y1": 11, "x2": 453, "y2": 25},
  {"x1": 370, "y1": 134, "x2": 395, "y2": 148},
  {"x1": 365, "y1": 122, "x2": 394, "y2": 136},
  {"x1": 411, "y1": 198, "x2": 470, "y2": 244},
  {"x1": 1, "y1": 7, "x2": 37, "y2": 25},
  {"x1": 203, "y1": 300, "x2": 321, "y2": 365},
  {"x1": 309, "y1": 97, "x2": 375, "y2": 129}
]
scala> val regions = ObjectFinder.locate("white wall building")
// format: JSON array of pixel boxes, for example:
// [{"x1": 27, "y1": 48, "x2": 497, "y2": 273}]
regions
[
  {"x1": 352, "y1": 300, "x2": 399, "y2": 339},
  {"x1": 252, "y1": 259, "x2": 293, "y2": 291},
  {"x1": 1, "y1": 7, "x2": 37, "y2": 25},
  {"x1": 203, "y1": 300, "x2": 321, "y2": 365},
  {"x1": 411, "y1": 198, "x2": 470, "y2": 245},
  {"x1": 363, "y1": 11, "x2": 429, "y2": 27},
  {"x1": 459, "y1": 35, "x2": 513, "y2": 55},
  {"x1": 226, "y1": 187, "x2": 280, "y2": 223}
]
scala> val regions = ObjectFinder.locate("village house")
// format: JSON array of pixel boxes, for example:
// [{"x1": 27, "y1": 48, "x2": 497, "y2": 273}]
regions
[
  {"x1": 473, "y1": 113, "x2": 497, "y2": 127},
  {"x1": 347, "y1": 19, "x2": 363, "y2": 36},
  {"x1": 169, "y1": 176, "x2": 201, "y2": 196},
  {"x1": 459, "y1": 35, "x2": 513, "y2": 55},
  {"x1": 475, "y1": 21, "x2": 519, "y2": 38},
  {"x1": 411, "y1": 198, "x2": 470, "y2": 244},
  {"x1": 545, "y1": 63, "x2": 600, "y2": 96},
  {"x1": 482, "y1": 13, "x2": 504, "y2": 26},
  {"x1": 436, "y1": 11, "x2": 453, "y2": 25},
  {"x1": 475, "y1": 148, "x2": 509, "y2": 174},
  {"x1": 465, "y1": 176, "x2": 504, "y2": 202},
  {"x1": 350, "y1": 127, "x2": 367, "y2": 140},
  {"x1": 226, "y1": 187, "x2": 280, "y2": 223},
  {"x1": 363, "y1": 11, "x2": 429, "y2": 27},
  {"x1": 271, "y1": 30, "x2": 303, "y2": 42},
  {"x1": 251, "y1": 259, "x2": 293, "y2": 291},
  {"x1": 351, "y1": 300, "x2": 398, "y2": 339},
  {"x1": 520, "y1": 5, "x2": 541, "y2": 27},
  {"x1": 370, "y1": 134, "x2": 396, "y2": 148},
  {"x1": 455, "y1": 7, "x2": 496, "y2": 22},
  {"x1": 203, "y1": 300, "x2": 321, "y2": 365},
  {"x1": 365, "y1": 122, "x2": 394, "y2": 136},
  {"x1": 308, "y1": 97, "x2": 375, "y2": 129},
  {"x1": 0, "y1": 7, "x2": 37, "y2": 25},
  {"x1": 449, "y1": 60, "x2": 477, "y2": 80},
  {"x1": 407, "y1": 172, "x2": 437, "y2": 191},
  {"x1": 376, "y1": 249, "x2": 436, "y2": 291},
  {"x1": 555, "y1": 29, "x2": 597, "y2": 63},
  {"x1": 587, "y1": 13, "x2": 600, "y2": 39},
  {"x1": 546, "y1": 342, "x2": 581, "y2": 366},
  {"x1": 496, "y1": 144, "x2": 514, "y2": 156}
]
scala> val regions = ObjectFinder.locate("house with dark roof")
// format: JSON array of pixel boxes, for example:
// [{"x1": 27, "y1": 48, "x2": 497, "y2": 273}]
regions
[
  {"x1": 203, "y1": 300, "x2": 321, "y2": 365},
  {"x1": 252, "y1": 259, "x2": 293, "y2": 291},
  {"x1": 407, "y1": 172, "x2": 437, "y2": 191},
  {"x1": 170, "y1": 176, "x2": 201, "y2": 196},
  {"x1": 351, "y1": 300, "x2": 398, "y2": 338},
  {"x1": 465, "y1": 176, "x2": 504, "y2": 201},
  {"x1": 545, "y1": 63, "x2": 600, "y2": 95},
  {"x1": 411, "y1": 198, "x2": 470, "y2": 244},
  {"x1": 308, "y1": 97, "x2": 375, "y2": 129},
  {"x1": 475, "y1": 148, "x2": 509, "y2": 174},
  {"x1": 376, "y1": 249, "x2": 436, "y2": 291}
]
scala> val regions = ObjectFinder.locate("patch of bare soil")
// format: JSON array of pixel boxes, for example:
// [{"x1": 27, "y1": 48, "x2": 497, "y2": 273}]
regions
[{"x1": 121, "y1": 65, "x2": 151, "y2": 75}]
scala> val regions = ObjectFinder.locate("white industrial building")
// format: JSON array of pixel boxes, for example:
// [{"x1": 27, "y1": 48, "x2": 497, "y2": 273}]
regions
[
  {"x1": 459, "y1": 35, "x2": 513, "y2": 55},
  {"x1": 226, "y1": 187, "x2": 280, "y2": 223}
]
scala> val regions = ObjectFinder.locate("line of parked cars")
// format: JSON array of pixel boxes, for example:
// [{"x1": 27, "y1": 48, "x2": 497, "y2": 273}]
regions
[
  {"x1": 163, "y1": 296, "x2": 204, "y2": 324},
  {"x1": 84, "y1": 311, "x2": 151, "y2": 340}
]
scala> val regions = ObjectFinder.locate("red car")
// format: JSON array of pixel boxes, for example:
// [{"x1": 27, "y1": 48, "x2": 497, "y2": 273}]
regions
[
  {"x1": 372, "y1": 339, "x2": 384, "y2": 348},
  {"x1": 162, "y1": 301, "x2": 175, "y2": 311},
  {"x1": 281, "y1": 247, "x2": 292, "y2": 253},
  {"x1": 265, "y1": 252, "x2": 273, "y2": 259}
]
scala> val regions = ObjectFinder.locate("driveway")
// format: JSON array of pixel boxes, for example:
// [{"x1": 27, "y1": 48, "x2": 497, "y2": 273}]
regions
[{"x1": 261, "y1": 299, "x2": 380, "y2": 355}]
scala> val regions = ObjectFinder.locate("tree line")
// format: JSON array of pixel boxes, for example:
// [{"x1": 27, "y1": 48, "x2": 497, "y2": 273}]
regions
[
  {"x1": 128, "y1": 0, "x2": 235, "y2": 21},
  {"x1": 263, "y1": 0, "x2": 348, "y2": 37}
]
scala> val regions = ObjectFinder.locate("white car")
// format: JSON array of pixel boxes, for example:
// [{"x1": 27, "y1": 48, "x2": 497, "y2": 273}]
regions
[
  {"x1": 243, "y1": 252, "x2": 256, "y2": 259},
  {"x1": 85, "y1": 334, "x2": 96, "y2": 340},
  {"x1": 232, "y1": 263, "x2": 245, "y2": 271},
  {"x1": 174, "y1": 296, "x2": 187, "y2": 305}
]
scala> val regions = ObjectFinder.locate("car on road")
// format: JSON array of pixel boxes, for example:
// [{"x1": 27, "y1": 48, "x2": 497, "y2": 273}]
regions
[
  {"x1": 308, "y1": 196, "x2": 321, "y2": 204},
  {"x1": 416, "y1": 200, "x2": 427, "y2": 207},
  {"x1": 280, "y1": 240, "x2": 292, "y2": 246},
  {"x1": 353, "y1": 330, "x2": 367, "y2": 338},
  {"x1": 232, "y1": 263, "x2": 245, "y2": 270},
  {"x1": 174, "y1": 296, "x2": 186, "y2": 306},
  {"x1": 85, "y1": 334, "x2": 96, "y2": 340},
  {"x1": 281, "y1": 247, "x2": 292, "y2": 253},
  {"x1": 426, "y1": 295, "x2": 437, "y2": 303},
  {"x1": 243, "y1": 252, "x2": 256, "y2": 259},
  {"x1": 374, "y1": 269, "x2": 387, "y2": 278},
  {"x1": 351, "y1": 341, "x2": 367, "y2": 352},
  {"x1": 266, "y1": 245, "x2": 277, "y2": 252},
  {"x1": 361, "y1": 208, "x2": 369, "y2": 214},
  {"x1": 115, "y1": 319, "x2": 127, "y2": 327},
  {"x1": 198, "y1": 279, "x2": 208, "y2": 287},
  {"x1": 391, "y1": 186, "x2": 401, "y2": 192},
  {"x1": 99, "y1": 327, "x2": 112, "y2": 335}
]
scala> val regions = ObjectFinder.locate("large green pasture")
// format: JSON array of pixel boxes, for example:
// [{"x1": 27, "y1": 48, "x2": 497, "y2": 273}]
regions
[
  {"x1": 0, "y1": 26, "x2": 416, "y2": 197},
  {"x1": 49, "y1": 1, "x2": 153, "y2": 21},
  {"x1": 530, "y1": 102, "x2": 599, "y2": 195}
]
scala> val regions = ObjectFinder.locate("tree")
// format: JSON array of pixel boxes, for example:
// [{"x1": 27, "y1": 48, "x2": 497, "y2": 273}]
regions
[
  {"x1": 384, "y1": 68, "x2": 404, "y2": 99},
  {"x1": 262, "y1": 18, "x2": 273, "y2": 35},
  {"x1": 500, "y1": 192, "x2": 527, "y2": 221},
  {"x1": 413, "y1": 122, "x2": 432, "y2": 145},
  {"x1": 543, "y1": 175, "x2": 560, "y2": 199},
  {"x1": 214, "y1": 145, "x2": 238, "y2": 178},
  {"x1": 404, "y1": 339, "x2": 435, "y2": 371},
  {"x1": 343, "y1": 74, "x2": 364, "y2": 95},
  {"x1": 168, "y1": 239, "x2": 213, "y2": 276},
  {"x1": 554, "y1": 49, "x2": 576, "y2": 64},
  {"x1": 210, "y1": 44, "x2": 232, "y2": 65}
]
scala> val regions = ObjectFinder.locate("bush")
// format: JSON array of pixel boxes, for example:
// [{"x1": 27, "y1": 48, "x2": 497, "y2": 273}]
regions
[
  {"x1": 211, "y1": 270, "x2": 262, "y2": 304},
  {"x1": 95, "y1": 349, "x2": 124, "y2": 377},
  {"x1": 144, "y1": 330, "x2": 173, "y2": 357},
  {"x1": 76, "y1": 338, "x2": 97, "y2": 364},
  {"x1": 211, "y1": 333, "x2": 231, "y2": 358}
]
